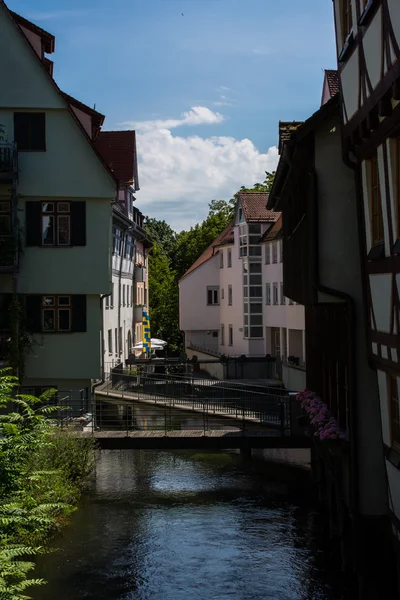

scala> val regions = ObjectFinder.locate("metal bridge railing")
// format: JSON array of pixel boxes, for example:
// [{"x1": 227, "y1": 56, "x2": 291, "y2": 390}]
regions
[{"x1": 91, "y1": 372, "x2": 304, "y2": 437}]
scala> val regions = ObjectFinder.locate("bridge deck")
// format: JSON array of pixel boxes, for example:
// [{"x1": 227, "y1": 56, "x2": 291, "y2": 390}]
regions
[{"x1": 81, "y1": 429, "x2": 310, "y2": 450}]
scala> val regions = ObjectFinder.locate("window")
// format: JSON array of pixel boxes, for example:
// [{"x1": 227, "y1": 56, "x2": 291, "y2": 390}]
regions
[
  {"x1": 127, "y1": 285, "x2": 130, "y2": 307},
  {"x1": 266, "y1": 283, "x2": 271, "y2": 305},
  {"x1": 340, "y1": 0, "x2": 353, "y2": 45},
  {"x1": 228, "y1": 325, "x2": 233, "y2": 346},
  {"x1": 113, "y1": 227, "x2": 122, "y2": 255},
  {"x1": 272, "y1": 242, "x2": 278, "y2": 263},
  {"x1": 273, "y1": 283, "x2": 279, "y2": 305},
  {"x1": 108, "y1": 329, "x2": 113, "y2": 354},
  {"x1": 265, "y1": 245, "x2": 270, "y2": 264},
  {"x1": 207, "y1": 286, "x2": 219, "y2": 305},
  {"x1": 250, "y1": 327, "x2": 263, "y2": 338},
  {"x1": 26, "y1": 295, "x2": 86, "y2": 334},
  {"x1": 115, "y1": 328, "x2": 118, "y2": 355},
  {"x1": 389, "y1": 375, "x2": 400, "y2": 449},
  {"x1": 14, "y1": 112, "x2": 45, "y2": 151},
  {"x1": 280, "y1": 282, "x2": 285, "y2": 305},
  {"x1": 144, "y1": 287, "x2": 148, "y2": 306},
  {"x1": 228, "y1": 248, "x2": 232, "y2": 267},
  {"x1": 228, "y1": 285, "x2": 233, "y2": 306},
  {"x1": 41, "y1": 295, "x2": 71, "y2": 332},
  {"x1": 221, "y1": 288, "x2": 225, "y2": 300},
  {"x1": 220, "y1": 251, "x2": 224, "y2": 268},
  {"x1": 123, "y1": 285, "x2": 126, "y2": 306},
  {"x1": 41, "y1": 202, "x2": 70, "y2": 246},
  {"x1": 125, "y1": 235, "x2": 134, "y2": 260},
  {"x1": 131, "y1": 285, "x2": 134, "y2": 306},
  {"x1": 26, "y1": 201, "x2": 85, "y2": 247},
  {"x1": 239, "y1": 225, "x2": 247, "y2": 257},
  {"x1": 111, "y1": 283, "x2": 114, "y2": 308},
  {"x1": 221, "y1": 324, "x2": 225, "y2": 345},
  {"x1": 369, "y1": 156, "x2": 384, "y2": 246}
]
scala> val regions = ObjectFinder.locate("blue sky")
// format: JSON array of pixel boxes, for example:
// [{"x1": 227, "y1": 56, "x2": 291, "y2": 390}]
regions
[{"x1": 9, "y1": 0, "x2": 337, "y2": 230}]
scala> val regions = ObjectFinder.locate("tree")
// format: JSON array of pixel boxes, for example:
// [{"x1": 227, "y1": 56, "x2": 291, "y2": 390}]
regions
[
  {"x1": 144, "y1": 218, "x2": 177, "y2": 262},
  {"x1": 147, "y1": 244, "x2": 181, "y2": 351}
]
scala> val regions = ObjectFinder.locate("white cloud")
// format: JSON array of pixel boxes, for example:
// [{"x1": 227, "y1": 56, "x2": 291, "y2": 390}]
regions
[
  {"x1": 120, "y1": 106, "x2": 224, "y2": 132},
  {"x1": 124, "y1": 107, "x2": 279, "y2": 232},
  {"x1": 212, "y1": 95, "x2": 234, "y2": 107}
]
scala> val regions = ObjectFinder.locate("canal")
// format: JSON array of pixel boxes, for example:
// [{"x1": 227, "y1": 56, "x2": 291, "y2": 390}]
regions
[{"x1": 32, "y1": 445, "x2": 351, "y2": 598}]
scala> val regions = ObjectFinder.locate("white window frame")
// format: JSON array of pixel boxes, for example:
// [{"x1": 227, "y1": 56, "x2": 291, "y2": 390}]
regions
[
  {"x1": 207, "y1": 286, "x2": 219, "y2": 306},
  {"x1": 273, "y1": 282, "x2": 279, "y2": 305},
  {"x1": 265, "y1": 283, "x2": 271, "y2": 305},
  {"x1": 228, "y1": 285, "x2": 233, "y2": 306}
]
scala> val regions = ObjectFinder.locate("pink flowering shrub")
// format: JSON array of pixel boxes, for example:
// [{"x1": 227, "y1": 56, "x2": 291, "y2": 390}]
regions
[{"x1": 296, "y1": 390, "x2": 348, "y2": 442}]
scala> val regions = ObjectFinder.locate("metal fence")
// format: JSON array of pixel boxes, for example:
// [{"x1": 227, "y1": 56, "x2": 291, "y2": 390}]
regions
[{"x1": 92, "y1": 371, "x2": 305, "y2": 438}]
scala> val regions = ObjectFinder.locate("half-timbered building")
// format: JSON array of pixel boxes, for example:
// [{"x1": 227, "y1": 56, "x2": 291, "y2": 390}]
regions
[
  {"x1": 332, "y1": 0, "x2": 400, "y2": 588},
  {"x1": 268, "y1": 69, "x2": 396, "y2": 597}
]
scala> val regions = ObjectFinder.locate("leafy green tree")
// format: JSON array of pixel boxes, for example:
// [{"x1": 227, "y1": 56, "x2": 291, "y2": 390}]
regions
[
  {"x1": 144, "y1": 218, "x2": 177, "y2": 262},
  {"x1": 147, "y1": 244, "x2": 181, "y2": 351}
]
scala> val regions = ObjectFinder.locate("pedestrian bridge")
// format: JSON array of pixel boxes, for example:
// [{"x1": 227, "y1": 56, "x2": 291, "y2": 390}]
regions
[{"x1": 63, "y1": 373, "x2": 310, "y2": 450}]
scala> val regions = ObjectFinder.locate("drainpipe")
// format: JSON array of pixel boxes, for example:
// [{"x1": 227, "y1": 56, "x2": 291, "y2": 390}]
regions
[
  {"x1": 309, "y1": 166, "x2": 358, "y2": 520},
  {"x1": 92, "y1": 292, "x2": 111, "y2": 393}
]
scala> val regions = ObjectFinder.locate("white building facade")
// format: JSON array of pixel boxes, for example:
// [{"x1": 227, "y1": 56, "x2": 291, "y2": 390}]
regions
[{"x1": 179, "y1": 193, "x2": 305, "y2": 387}]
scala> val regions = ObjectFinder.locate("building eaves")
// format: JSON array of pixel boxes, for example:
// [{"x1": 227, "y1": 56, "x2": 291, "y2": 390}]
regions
[
  {"x1": 10, "y1": 9, "x2": 55, "y2": 53},
  {"x1": 4, "y1": 3, "x2": 118, "y2": 188},
  {"x1": 259, "y1": 215, "x2": 282, "y2": 243}
]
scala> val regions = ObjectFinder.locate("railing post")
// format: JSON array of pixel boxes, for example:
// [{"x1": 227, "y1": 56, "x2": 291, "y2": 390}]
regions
[
  {"x1": 203, "y1": 401, "x2": 206, "y2": 437},
  {"x1": 280, "y1": 400, "x2": 285, "y2": 436},
  {"x1": 242, "y1": 403, "x2": 245, "y2": 436}
]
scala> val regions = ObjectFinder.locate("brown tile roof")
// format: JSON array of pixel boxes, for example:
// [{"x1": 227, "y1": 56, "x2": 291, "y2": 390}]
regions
[
  {"x1": 325, "y1": 69, "x2": 339, "y2": 98},
  {"x1": 259, "y1": 215, "x2": 282, "y2": 242},
  {"x1": 279, "y1": 121, "x2": 303, "y2": 154},
  {"x1": 239, "y1": 192, "x2": 280, "y2": 223},
  {"x1": 95, "y1": 131, "x2": 138, "y2": 187},
  {"x1": 180, "y1": 222, "x2": 234, "y2": 280}
]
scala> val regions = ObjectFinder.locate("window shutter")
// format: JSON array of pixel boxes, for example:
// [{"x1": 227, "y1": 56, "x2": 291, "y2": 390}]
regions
[
  {"x1": 25, "y1": 202, "x2": 41, "y2": 246},
  {"x1": 72, "y1": 295, "x2": 87, "y2": 332},
  {"x1": 70, "y1": 202, "x2": 86, "y2": 246},
  {"x1": 26, "y1": 295, "x2": 42, "y2": 333}
]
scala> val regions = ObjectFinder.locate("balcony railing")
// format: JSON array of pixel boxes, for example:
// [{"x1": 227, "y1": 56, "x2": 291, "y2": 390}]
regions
[{"x1": 0, "y1": 143, "x2": 18, "y2": 179}]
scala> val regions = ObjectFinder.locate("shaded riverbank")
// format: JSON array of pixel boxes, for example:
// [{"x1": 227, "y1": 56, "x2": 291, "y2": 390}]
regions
[{"x1": 32, "y1": 449, "x2": 351, "y2": 599}]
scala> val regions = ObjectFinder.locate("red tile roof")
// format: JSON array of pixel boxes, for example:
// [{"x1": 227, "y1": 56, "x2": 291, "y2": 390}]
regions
[
  {"x1": 95, "y1": 131, "x2": 138, "y2": 187},
  {"x1": 180, "y1": 223, "x2": 234, "y2": 280},
  {"x1": 325, "y1": 69, "x2": 339, "y2": 98},
  {"x1": 239, "y1": 192, "x2": 280, "y2": 223},
  {"x1": 259, "y1": 215, "x2": 282, "y2": 242}
]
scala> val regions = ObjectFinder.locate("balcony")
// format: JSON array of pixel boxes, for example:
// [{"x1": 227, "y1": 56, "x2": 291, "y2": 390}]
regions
[
  {"x1": 133, "y1": 305, "x2": 145, "y2": 322},
  {"x1": 0, "y1": 143, "x2": 18, "y2": 181},
  {"x1": 0, "y1": 235, "x2": 17, "y2": 274},
  {"x1": 134, "y1": 265, "x2": 147, "y2": 282}
]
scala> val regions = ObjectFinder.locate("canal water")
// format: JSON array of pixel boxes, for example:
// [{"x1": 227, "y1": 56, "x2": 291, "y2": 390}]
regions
[{"x1": 33, "y1": 446, "x2": 351, "y2": 599}]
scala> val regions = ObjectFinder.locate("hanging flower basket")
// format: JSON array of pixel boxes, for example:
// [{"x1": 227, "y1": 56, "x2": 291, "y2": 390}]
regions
[{"x1": 296, "y1": 390, "x2": 348, "y2": 446}]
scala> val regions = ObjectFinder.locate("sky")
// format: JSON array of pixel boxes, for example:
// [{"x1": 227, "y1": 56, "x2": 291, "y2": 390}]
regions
[{"x1": 10, "y1": 0, "x2": 337, "y2": 231}]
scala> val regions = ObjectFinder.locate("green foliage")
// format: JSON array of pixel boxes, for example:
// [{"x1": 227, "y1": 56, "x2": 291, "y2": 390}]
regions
[
  {"x1": 0, "y1": 370, "x2": 95, "y2": 598},
  {"x1": 144, "y1": 218, "x2": 177, "y2": 262}
]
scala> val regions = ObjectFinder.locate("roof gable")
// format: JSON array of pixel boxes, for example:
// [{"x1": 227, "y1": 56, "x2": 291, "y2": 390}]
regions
[
  {"x1": 0, "y1": 2, "x2": 117, "y2": 195},
  {"x1": 321, "y1": 69, "x2": 339, "y2": 106},
  {"x1": 238, "y1": 192, "x2": 280, "y2": 223}
]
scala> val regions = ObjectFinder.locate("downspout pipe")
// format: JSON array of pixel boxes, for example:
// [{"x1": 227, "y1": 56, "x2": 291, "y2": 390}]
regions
[{"x1": 309, "y1": 166, "x2": 358, "y2": 521}]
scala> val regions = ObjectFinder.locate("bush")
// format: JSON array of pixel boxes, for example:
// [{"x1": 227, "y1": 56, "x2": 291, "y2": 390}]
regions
[{"x1": 0, "y1": 369, "x2": 95, "y2": 598}]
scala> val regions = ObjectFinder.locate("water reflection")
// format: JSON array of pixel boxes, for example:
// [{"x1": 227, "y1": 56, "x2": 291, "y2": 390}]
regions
[{"x1": 32, "y1": 450, "x2": 349, "y2": 600}]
